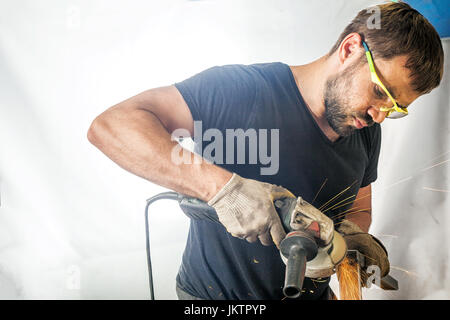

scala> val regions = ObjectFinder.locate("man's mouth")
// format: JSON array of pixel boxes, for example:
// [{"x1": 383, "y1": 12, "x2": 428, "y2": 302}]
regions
[{"x1": 353, "y1": 117, "x2": 367, "y2": 129}]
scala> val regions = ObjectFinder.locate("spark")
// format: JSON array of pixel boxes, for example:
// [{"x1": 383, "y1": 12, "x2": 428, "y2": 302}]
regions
[
  {"x1": 332, "y1": 208, "x2": 371, "y2": 221},
  {"x1": 419, "y1": 159, "x2": 450, "y2": 173},
  {"x1": 421, "y1": 150, "x2": 450, "y2": 166},
  {"x1": 376, "y1": 158, "x2": 449, "y2": 194},
  {"x1": 380, "y1": 176, "x2": 413, "y2": 191},
  {"x1": 390, "y1": 266, "x2": 418, "y2": 277},
  {"x1": 337, "y1": 257, "x2": 362, "y2": 300},
  {"x1": 327, "y1": 198, "x2": 359, "y2": 212},
  {"x1": 327, "y1": 192, "x2": 373, "y2": 213},
  {"x1": 319, "y1": 180, "x2": 358, "y2": 211},
  {"x1": 334, "y1": 205, "x2": 364, "y2": 216},
  {"x1": 422, "y1": 187, "x2": 449, "y2": 193},
  {"x1": 377, "y1": 234, "x2": 399, "y2": 239},
  {"x1": 311, "y1": 178, "x2": 328, "y2": 205},
  {"x1": 322, "y1": 195, "x2": 357, "y2": 213}
]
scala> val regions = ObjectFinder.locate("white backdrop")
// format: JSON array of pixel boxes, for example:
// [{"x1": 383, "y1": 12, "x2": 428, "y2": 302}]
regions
[{"x1": 0, "y1": 0, "x2": 448, "y2": 300}]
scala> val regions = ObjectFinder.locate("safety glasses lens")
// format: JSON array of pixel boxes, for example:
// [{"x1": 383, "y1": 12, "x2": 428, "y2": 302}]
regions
[{"x1": 387, "y1": 110, "x2": 408, "y2": 119}]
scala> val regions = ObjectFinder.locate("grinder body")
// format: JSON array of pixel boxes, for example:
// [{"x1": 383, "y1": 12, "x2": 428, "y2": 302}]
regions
[{"x1": 177, "y1": 195, "x2": 345, "y2": 299}]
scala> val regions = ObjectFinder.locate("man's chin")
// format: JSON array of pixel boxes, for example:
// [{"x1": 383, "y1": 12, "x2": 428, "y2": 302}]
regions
[
  {"x1": 328, "y1": 120, "x2": 355, "y2": 137},
  {"x1": 336, "y1": 126, "x2": 355, "y2": 137}
]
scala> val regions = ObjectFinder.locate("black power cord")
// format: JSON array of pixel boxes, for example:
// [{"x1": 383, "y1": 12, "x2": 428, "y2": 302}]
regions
[{"x1": 144, "y1": 191, "x2": 182, "y2": 300}]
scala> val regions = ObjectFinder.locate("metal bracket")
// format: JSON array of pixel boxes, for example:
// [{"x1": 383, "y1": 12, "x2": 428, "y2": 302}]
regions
[{"x1": 347, "y1": 250, "x2": 399, "y2": 291}]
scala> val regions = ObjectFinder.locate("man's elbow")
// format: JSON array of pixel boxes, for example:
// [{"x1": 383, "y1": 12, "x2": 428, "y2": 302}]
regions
[{"x1": 87, "y1": 115, "x2": 107, "y2": 147}]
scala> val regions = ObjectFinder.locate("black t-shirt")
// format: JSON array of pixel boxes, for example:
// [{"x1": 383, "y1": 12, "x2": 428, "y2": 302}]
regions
[{"x1": 173, "y1": 62, "x2": 381, "y2": 300}]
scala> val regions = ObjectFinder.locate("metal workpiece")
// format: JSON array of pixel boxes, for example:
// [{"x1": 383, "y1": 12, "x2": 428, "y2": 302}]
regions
[
  {"x1": 379, "y1": 275, "x2": 399, "y2": 290},
  {"x1": 346, "y1": 249, "x2": 399, "y2": 291}
]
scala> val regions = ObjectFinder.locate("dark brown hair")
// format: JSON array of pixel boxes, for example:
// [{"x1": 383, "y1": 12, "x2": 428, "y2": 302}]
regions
[{"x1": 329, "y1": 1, "x2": 444, "y2": 94}]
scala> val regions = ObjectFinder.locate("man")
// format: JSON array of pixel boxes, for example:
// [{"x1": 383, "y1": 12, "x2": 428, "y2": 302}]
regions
[{"x1": 88, "y1": 2, "x2": 444, "y2": 300}]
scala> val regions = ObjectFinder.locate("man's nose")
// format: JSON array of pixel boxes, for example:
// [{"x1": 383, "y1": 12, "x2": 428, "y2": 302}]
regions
[{"x1": 367, "y1": 106, "x2": 387, "y2": 123}]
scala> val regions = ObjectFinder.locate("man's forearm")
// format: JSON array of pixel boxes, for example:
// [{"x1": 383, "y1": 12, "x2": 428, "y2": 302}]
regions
[
  {"x1": 342, "y1": 184, "x2": 372, "y2": 233},
  {"x1": 87, "y1": 106, "x2": 232, "y2": 202}
]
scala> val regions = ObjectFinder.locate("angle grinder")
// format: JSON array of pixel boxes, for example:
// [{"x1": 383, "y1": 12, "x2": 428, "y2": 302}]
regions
[{"x1": 145, "y1": 192, "x2": 347, "y2": 299}]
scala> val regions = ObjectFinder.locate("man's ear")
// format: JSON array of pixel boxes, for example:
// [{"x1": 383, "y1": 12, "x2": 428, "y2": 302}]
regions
[{"x1": 337, "y1": 33, "x2": 364, "y2": 67}]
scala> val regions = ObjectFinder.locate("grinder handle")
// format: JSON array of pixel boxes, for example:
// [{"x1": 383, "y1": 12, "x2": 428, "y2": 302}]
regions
[
  {"x1": 178, "y1": 195, "x2": 220, "y2": 223},
  {"x1": 178, "y1": 195, "x2": 296, "y2": 232}
]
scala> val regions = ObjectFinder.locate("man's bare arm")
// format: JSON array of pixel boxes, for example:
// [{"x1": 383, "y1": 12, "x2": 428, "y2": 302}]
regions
[
  {"x1": 344, "y1": 184, "x2": 372, "y2": 232},
  {"x1": 87, "y1": 85, "x2": 232, "y2": 201}
]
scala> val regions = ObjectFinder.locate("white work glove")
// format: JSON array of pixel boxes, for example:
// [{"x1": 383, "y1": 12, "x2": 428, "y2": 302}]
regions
[{"x1": 207, "y1": 173, "x2": 295, "y2": 247}]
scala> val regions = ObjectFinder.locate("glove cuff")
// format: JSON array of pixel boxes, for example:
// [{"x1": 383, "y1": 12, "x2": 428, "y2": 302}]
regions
[{"x1": 207, "y1": 173, "x2": 242, "y2": 207}]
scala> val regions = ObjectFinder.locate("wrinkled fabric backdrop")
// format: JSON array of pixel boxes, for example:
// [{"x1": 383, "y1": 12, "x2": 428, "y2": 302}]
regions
[{"x1": 0, "y1": 0, "x2": 448, "y2": 299}]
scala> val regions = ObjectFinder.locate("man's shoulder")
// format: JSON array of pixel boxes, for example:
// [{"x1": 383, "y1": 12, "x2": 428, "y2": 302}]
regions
[
  {"x1": 195, "y1": 62, "x2": 291, "y2": 92},
  {"x1": 208, "y1": 62, "x2": 288, "y2": 76},
  {"x1": 214, "y1": 61, "x2": 286, "y2": 69}
]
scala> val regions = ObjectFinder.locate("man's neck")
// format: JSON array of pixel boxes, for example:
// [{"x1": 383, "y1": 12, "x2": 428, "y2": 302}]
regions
[{"x1": 289, "y1": 56, "x2": 340, "y2": 142}]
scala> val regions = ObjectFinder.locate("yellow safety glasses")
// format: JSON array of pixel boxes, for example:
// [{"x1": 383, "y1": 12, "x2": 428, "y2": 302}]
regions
[{"x1": 362, "y1": 41, "x2": 408, "y2": 119}]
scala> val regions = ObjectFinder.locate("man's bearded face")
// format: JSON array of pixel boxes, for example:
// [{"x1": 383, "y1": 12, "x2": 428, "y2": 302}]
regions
[{"x1": 324, "y1": 60, "x2": 375, "y2": 137}]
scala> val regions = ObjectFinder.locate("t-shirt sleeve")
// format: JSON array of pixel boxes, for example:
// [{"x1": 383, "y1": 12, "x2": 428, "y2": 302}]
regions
[
  {"x1": 173, "y1": 65, "x2": 259, "y2": 131},
  {"x1": 361, "y1": 124, "x2": 382, "y2": 187}
]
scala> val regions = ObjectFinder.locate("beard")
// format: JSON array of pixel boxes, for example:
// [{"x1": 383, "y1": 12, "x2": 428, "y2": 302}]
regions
[{"x1": 323, "y1": 61, "x2": 374, "y2": 137}]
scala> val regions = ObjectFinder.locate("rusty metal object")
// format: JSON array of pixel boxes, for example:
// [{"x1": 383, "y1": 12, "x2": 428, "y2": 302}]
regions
[
  {"x1": 379, "y1": 275, "x2": 399, "y2": 290},
  {"x1": 336, "y1": 249, "x2": 399, "y2": 300}
]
